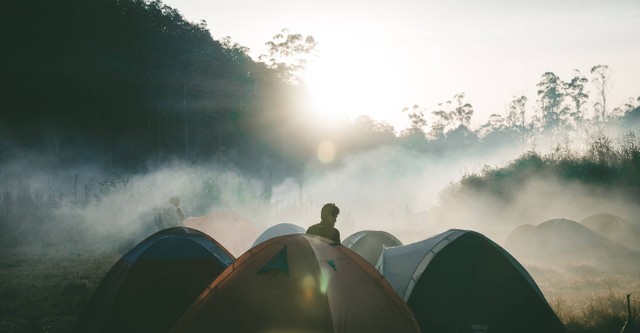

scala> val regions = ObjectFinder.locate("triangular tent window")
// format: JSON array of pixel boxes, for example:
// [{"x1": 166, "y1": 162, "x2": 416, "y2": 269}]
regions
[
  {"x1": 326, "y1": 259, "x2": 337, "y2": 271},
  {"x1": 257, "y1": 245, "x2": 289, "y2": 276}
]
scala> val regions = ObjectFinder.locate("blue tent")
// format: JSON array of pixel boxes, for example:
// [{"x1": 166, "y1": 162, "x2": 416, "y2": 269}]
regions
[{"x1": 77, "y1": 227, "x2": 234, "y2": 333}]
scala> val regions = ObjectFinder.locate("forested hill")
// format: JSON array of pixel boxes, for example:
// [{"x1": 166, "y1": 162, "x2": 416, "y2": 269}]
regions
[{"x1": 4, "y1": 0, "x2": 296, "y2": 173}]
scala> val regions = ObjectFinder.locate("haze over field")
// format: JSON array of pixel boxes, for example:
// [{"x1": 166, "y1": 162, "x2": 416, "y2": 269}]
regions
[
  {"x1": 0, "y1": 142, "x2": 520, "y2": 249},
  {"x1": 2, "y1": 125, "x2": 639, "y2": 255}
]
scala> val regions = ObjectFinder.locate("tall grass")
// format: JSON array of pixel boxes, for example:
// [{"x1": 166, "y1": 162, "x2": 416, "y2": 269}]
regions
[{"x1": 551, "y1": 292, "x2": 639, "y2": 333}]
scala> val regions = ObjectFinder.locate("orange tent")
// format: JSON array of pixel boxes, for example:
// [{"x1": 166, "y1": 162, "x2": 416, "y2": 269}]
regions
[{"x1": 171, "y1": 234, "x2": 421, "y2": 333}]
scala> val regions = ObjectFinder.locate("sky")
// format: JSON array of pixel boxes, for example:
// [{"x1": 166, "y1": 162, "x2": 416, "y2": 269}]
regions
[{"x1": 163, "y1": 0, "x2": 640, "y2": 130}]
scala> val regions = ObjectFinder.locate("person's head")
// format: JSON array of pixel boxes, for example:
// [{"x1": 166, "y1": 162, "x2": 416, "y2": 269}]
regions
[
  {"x1": 320, "y1": 203, "x2": 340, "y2": 224},
  {"x1": 170, "y1": 196, "x2": 181, "y2": 207}
]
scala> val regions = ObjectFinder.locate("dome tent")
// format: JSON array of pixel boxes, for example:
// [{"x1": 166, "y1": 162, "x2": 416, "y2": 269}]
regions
[
  {"x1": 251, "y1": 222, "x2": 305, "y2": 248},
  {"x1": 171, "y1": 234, "x2": 421, "y2": 333},
  {"x1": 377, "y1": 229, "x2": 565, "y2": 333},
  {"x1": 342, "y1": 230, "x2": 403, "y2": 266},
  {"x1": 77, "y1": 227, "x2": 234, "y2": 333}
]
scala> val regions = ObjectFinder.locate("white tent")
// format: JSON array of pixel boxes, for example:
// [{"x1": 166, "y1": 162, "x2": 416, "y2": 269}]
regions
[
  {"x1": 251, "y1": 223, "x2": 305, "y2": 248},
  {"x1": 376, "y1": 229, "x2": 464, "y2": 301},
  {"x1": 377, "y1": 229, "x2": 565, "y2": 333},
  {"x1": 342, "y1": 230, "x2": 402, "y2": 266}
]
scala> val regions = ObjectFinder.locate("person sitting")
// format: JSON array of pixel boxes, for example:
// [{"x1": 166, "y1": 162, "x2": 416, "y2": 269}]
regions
[
  {"x1": 306, "y1": 203, "x2": 341, "y2": 243},
  {"x1": 154, "y1": 196, "x2": 186, "y2": 230}
]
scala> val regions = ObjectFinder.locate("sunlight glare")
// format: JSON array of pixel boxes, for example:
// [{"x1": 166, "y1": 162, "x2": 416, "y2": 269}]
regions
[
  {"x1": 302, "y1": 46, "x2": 408, "y2": 129},
  {"x1": 303, "y1": 60, "x2": 349, "y2": 121},
  {"x1": 317, "y1": 140, "x2": 336, "y2": 163}
]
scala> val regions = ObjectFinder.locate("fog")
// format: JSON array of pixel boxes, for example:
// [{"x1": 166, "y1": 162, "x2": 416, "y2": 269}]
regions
[
  {"x1": 1, "y1": 127, "x2": 639, "y2": 260},
  {"x1": 433, "y1": 173, "x2": 640, "y2": 243},
  {"x1": 2, "y1": 127, "x2": 640, "y2": 326},
  {"x1": 0, "y1": 141, "x2": 523, "y2": 252}
]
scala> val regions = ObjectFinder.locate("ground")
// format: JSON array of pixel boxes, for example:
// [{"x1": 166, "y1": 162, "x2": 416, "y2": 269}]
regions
[
  {"x1": 0, "y1": 245, "x2": 637, "y2": 333},
  {"x1": 0, "y1": 246, "x2": 118, "y2": 333}
]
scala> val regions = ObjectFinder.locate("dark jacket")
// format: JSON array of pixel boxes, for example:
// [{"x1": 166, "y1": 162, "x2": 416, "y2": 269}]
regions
[{"x1": 306, "y1": 222, "x2": 341, "y2": 243}]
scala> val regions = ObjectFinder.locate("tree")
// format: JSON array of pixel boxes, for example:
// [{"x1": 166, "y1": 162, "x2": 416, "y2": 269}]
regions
[
  {"x1": 258, "y1": 29, "x2": 318, "y2": 84},
  {"x1": 349, "y1": 116, "x2": 396, "y2": 149},
  {"x1": 219, "y1": 36, "x2": 251, "y2": 63},
  {"x1": 621, "y1": 96, "x2": 640, "y2": 115},
  {"x1": 427, "y1": 93, "x2": 473, "y2": 140},
  {"x1": 429, "y1": 101, "x2": 453, "y2": 140},
  {"x1": 536, "y1": 72, "x2": 565, "y2": 129},
  {"x1": 564, "y1": 69, "x2": 589, "y2": 125},
  {"x1": 401, "y1": 104, "x2": 427, "y2": 135},
  {"x1": 590, "y1": 64, "x2": 611, "y2": 122},
  {"x1": 452, "y1": 93, "x2": 474, "y2": 128},
  {"x1": 477, "y1": 114, "x2": 506, "y2": 137},
  {"x1": 507, "y1": 95, "x2": 528, "y2": 128},
  {"x1": 399, "y1": 105, "x2": 427, "y2": 148}
]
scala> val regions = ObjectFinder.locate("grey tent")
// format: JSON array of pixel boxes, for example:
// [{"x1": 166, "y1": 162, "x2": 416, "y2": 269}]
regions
[
  {"x1": 342, "y1": 230, "x2": 402, "y2": 266},
  {"x1": 251, "y1": 223, "x2": 305, "y2": 248},
  {"x1": 376, "y1": 229, "x2": 565, "y2": 333}
]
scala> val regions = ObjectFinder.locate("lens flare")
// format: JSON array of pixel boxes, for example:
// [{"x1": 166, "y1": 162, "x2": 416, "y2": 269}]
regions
[
  {"x1": 319, "y1": 267, "x2": 331, "y2": 294},
  {"x1": 317, "y1": 140, "x2": 336, "y2": 164},
  {"x1": 301, "y1": 274, "x2": 316, "y2": 304}
]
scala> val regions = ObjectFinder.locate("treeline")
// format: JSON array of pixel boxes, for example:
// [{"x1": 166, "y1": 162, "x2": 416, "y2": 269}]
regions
[
  {"x1": 439, "y1": 130, "x2": 640, "y2": 207},
  {"x1": 4, "y1": 0, "x2": 298, "y2": 176},
  {"x1": 395, "y1": 72, "x2": 640, "y2": 151},
  {"x1": 307, "y1": 70, "x2": 640, "y2": 162},
  {"x1": 4, "y1": 0, "x2": 640, "y2": 180}
]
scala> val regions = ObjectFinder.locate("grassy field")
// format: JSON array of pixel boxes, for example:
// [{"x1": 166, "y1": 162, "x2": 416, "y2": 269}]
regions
[
  {"x1": 1, "y1": 245, "x2": 638, "y2": 333},
  {"x1": 529, "y1": 264, "x2": 640, "y2": 333},
  {"x1": 0, "y1": 246, "x2": 118, "y2": 333}
]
